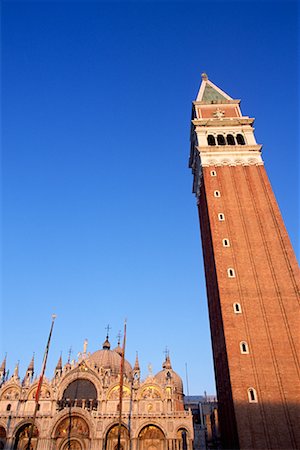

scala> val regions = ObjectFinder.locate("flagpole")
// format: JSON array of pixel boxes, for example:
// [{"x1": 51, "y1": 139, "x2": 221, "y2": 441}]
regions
[
  {"x1": 117, "y1": 319, "x2": 127, "y2": 450},
  {"x1": 26, "y1": 314, "x2": 56, "y2": 450}
]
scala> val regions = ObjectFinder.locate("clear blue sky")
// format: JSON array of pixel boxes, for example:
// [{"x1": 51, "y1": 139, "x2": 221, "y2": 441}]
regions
[{"x1": 2, "y1": 0, "x2": 299, "y2": 395}]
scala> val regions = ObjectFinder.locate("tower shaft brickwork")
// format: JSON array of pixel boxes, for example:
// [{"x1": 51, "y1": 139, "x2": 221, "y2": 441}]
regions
[{"x1": 189, "y1": 75, "x2": 300, "y2": 449}]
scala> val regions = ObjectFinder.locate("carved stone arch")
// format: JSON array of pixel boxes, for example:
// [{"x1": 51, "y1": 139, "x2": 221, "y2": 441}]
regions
[
  {"x1": 0, "y1": 384, "x2": 21, "y2": 401},
  {"x1": 137, "y1": 383, "x2": 163, "y2": 401},
  {"x1": 248, "y1": 158, "x2": 259, "y2": 165},
  {"x1": 175, "y1": 425, "x2": 192, "y2": 438},
  {"x1": 220, "y1": 159, "x2": 230, "y2": 166},
  {"x1": 0, "y1": 423, "x2": 6, "y2": 450},
  {"x1": 208, "y1": 159, "x2": 218, "y2": 166},
  {"x1": 27, "y1": 381, "x2": 52, "y2": 400},
  {"x1": 50, "y1": 407, "x2": 95, "y2": 440},
  {"x1": 104, "y1": 422, "x2": 130, "y2": 450},
  {"x1": 60, "y1": 437, "x2": 84, "y2": 450},
  {"x1": 12, "y1": 420, "x2": 39, "y2": 450},
  {"x1": 234, "y1": 159, "x2": 244, "y2": 166},
  {"x1": 107, "y1": 383, "x2": 131, "y2": 400},
  {"x1": 137, "y1": 424, "x2": 166, "y2": 450},
  {"x1": 56, "y1": 367, "x2": 102, "y2": 401},
  {"x1": 175, "y1": 427, "x2": 190, "y2": 450},
  {"x1": 135, "y1": 421, "x2": 167, "y2": 440},
  {"x1": 52, "y1": 413, "x2": 91, "y2": 450}
]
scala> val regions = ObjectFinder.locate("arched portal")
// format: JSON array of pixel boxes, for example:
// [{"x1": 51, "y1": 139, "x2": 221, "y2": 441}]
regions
[
  {"x1": 62, "y1": 439, "x2": 83, "y2": 450},
  {"x1": 0, "y1": 426, "x2": 6, "y2": 450},
  {"x1": 105, "y1": 424, "x2": 130, "y2": 450},
  {"x1": 176, "y1": 428, "x2": 189, "y2": 450},
  {"x1": 53, "y1": 415, "x2": 90, "y2": 450},
  {"x1": 138, "y1": 425, "x2": 166, "y2": 450},
  {"x1": 13, "y1": 423, "x2": 39, "y2": 450}
]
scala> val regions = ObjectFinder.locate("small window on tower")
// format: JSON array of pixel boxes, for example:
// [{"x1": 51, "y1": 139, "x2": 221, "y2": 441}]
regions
[
  {"x1": 248, "y1": 388, "x2": 258, "y2": 403},
  {"x1": 207, "y1": 135, "x2": 216, "y2": 146},
  {"x1": 218, "y1": 213, "x2": 225, "y2": 221},
  {"x1": 210, "y1": 170, "x2": 217, "y2": 177},
  {"x1": 236, "y1": 134, "x2": 246, "y2": 145},
  {"x1": 214, "y1": 190, "x2": 221, "y2": 198},
  {"x1": 240, "y1": 341, "x2": 249, "y2": 354},
  {"x1": 6, "y1": 404, "x2": 11, "y2": 411},
  {"x1": 233, "y1": 303, "x2": 242, "y2": 313},
  {"x1": 217, "y1": 135, "x2": 226, "y2": 145},
  {"x1": 226, "y1": 134, "x2": 236, "y2": 145},
  {"x1": 227, "y1": 268, "x2": 236, "y2": 278},
  {"x1": 223, "y1": 238, "x2": 230, "y2": 247}
]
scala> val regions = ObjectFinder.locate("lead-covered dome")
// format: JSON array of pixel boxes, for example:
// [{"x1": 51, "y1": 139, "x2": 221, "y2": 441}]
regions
[
  {"x1": 154, "y1": 355, "x2": 183, "y2": 394},
  {"x1": 87, "y1": 336, "x2": 132, "y2": 379}
]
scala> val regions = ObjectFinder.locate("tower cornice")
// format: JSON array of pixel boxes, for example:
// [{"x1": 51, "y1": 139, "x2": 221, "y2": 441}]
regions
[
  {"x1": 192, "y1": 117, "x2": 255, "y2": 127},
  {"x1": 193, "y1": 99, "x2": 241, "y2": 106},
  {"x1": 196, "y1": 144, "x2": 262, "y2": 153}
]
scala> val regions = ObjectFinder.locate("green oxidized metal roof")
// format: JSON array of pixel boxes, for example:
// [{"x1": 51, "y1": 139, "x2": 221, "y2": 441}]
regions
[{"x1": 202, "y1": 84, "x2": 228, "y2": 102}]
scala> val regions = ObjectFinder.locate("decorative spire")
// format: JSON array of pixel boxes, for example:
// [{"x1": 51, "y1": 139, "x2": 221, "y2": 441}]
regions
[
  {"x1": 102, "y1": 335, "x2": 111, "y2": 350},
  {"x1": 23, "y1": 354, "x2": 34, "y2": 386},
  {"x1": 0, "y1": 355, "x2": 6, "y2": 386},
  {"x1": 103, "y1": 325, "x2": 111, "y2": 350},
  {"x1": 67, "y1": 347, "x2": 72, "y2": 364},
  {"x1": 163, "y1": 353, "x2": 172, "y2": 370},
  {"x1": 201, "y1": 72, "x2": 208, "y2": 81},
  {"x1": 83, "y1": 339, "x2": 88, "y2": 354},
  {"x1": 56, "y1": 354, "x2": 62, "y2": 371},
  {"x1": 12, "y1": 361, "x2": 19, "y2": 380},
  {"x1": 0, "y1": 355, "x2": 6, "y2": 373},
  {"x1": 134, "y1": 352, "x2": 140, "y2": 371},
  {"x1": 28, "y1": 354, "x2": 35, "y2": 372}
]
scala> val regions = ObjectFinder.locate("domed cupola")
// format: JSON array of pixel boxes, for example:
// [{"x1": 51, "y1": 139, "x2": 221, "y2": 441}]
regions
[
  {"x1": 155, "y1": 353, "x2": 183, "y2": 394},
  {"x1": 102, "y1": 335, "x2": 111, "y2": 350},
  {"x1": 86, "y1": 334, "x2": 132, "y2": 380},
  {"x1": 113, "y1": 335, "x2": 123, "y2": 356}
]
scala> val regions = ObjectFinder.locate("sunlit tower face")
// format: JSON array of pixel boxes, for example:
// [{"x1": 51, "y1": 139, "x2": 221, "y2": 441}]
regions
[{"x1": 189, "y1": 74, "x2": 300, "y2": 450}]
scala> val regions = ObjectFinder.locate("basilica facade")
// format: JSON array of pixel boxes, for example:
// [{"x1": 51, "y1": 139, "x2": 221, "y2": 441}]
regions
[{"x1": 0, "y1": 336, "x2": 193, "y2": 450}]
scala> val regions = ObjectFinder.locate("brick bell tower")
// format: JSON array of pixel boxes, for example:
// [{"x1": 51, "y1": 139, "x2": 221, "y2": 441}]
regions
[{"x1": 189, "y1": 74, "x2": 300, "y2": 449}]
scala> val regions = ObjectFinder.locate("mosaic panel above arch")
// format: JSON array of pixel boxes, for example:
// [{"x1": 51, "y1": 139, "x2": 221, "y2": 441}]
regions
[
  {"x1": 140, "y1": 386, "x2": 161, "y2": 400},
  {"x1": 55, "y1": 416, "x2": 89, "y2": 438},
  {"x1": 28, "y1": 385, "x2": 51, "y2": 400},
  {"x1": 107, "y1": 385, "x2": 131, "y2": 400},
  {"x1": 0, "y1": 386, "x2": 20, "y2": 401},
  {"x1": 61, "y1": 439, "x2": 83, "y2": 450}
]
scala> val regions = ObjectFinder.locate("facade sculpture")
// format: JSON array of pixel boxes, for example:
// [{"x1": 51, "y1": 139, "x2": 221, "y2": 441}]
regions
[{"x1": 0, "y1": 337, "x2": 193, "y2": 450}]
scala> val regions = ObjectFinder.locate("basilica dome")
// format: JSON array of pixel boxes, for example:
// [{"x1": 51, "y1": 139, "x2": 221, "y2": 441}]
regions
[
  {"x1": 154, "y1": 355, "x2": 183, "y2": 394},
  {"x1": 87, "y1": 337, "x2": 132, "y2": 378}
]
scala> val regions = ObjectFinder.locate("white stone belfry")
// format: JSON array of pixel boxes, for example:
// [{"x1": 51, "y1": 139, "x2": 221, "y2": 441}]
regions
[{"x1": 189, "y1": 74, "x2": 263, "y2": 198}]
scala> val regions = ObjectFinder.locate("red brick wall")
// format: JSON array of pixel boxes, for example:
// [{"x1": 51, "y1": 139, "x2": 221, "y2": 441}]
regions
[{"x1": 198, "y1": 164, "x2": 300, "y2": 449}]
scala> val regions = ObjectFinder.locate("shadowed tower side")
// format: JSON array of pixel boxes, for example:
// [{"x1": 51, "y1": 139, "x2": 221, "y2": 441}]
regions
[{"x1": 189, "y1": 74, "x2": 300, "y2": 449}]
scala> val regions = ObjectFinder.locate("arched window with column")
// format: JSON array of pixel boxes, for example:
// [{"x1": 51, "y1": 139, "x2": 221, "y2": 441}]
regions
[
  {"x1": 207, "y1": 135, "x2": 216, "y2": 146},
  {"x1": 105, "y1": 424, "x2": 130, "y2": 450},
  {"x1": 177, "y1": 428, "x2": 189, "y2": 450},
  {"x1": 217, "y1": 135, "x2": 226, "y2": 145},
  {"x1": 138, "y1": 425, "x2": 166, "y2": 450},
  {"x1": 226, "y1": 134, "x2": 236, "y2": 145},
  {"x1": 13, "y1": 423, "x2": 39, "y2": 450},
  {"x1": 0, "y1": 426, "x2": 6, "y2": 450},
  {"x1": 236, "y1": 134, "x2": 246, "y2": 145}
]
